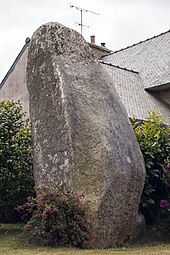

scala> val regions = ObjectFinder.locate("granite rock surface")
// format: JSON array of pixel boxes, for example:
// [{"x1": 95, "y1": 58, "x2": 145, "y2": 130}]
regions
[{"x1": 27, "y1": 22, "x2": 146, "y2": 248}]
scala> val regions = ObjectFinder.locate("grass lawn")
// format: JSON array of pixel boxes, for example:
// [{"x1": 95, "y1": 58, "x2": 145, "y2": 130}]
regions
[{"x1": 0, "y1": 224, "x2": 170, "y2": 255}]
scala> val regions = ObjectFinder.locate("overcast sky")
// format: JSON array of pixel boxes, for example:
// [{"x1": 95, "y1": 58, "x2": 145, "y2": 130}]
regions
[{"x1": 0, "y1": 0, "x2": 170, "y2": 82}]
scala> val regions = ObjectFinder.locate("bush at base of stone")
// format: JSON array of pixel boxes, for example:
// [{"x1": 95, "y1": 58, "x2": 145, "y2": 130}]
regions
[{"x1": 20, "y1": 187, "x2": 94, "y2": 248}]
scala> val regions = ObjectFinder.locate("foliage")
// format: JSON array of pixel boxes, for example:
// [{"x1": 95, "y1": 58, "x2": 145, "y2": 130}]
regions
[
  {"x1": 0, "y1": 100, "x2": 35, "y2": 223},
  {"x1": 20, "y1": 187, "x2": 94, "y2": 248},
  {"x1": 132, "y1": 111, "x2": 170, "y2": 224}
]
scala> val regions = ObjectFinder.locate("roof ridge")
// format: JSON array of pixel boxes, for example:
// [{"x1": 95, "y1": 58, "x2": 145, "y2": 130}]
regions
[
  {"x1": 99, "y1": 60, "x2": 139, "y2": 74},
  {"x1": 107, "y1": 29, "x2": 170, "y2": 56}
]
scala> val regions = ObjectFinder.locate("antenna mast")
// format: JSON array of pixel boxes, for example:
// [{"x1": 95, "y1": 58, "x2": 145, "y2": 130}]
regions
[{"x1": 70, "y1": 4, "x2": 99, "y2": 35}]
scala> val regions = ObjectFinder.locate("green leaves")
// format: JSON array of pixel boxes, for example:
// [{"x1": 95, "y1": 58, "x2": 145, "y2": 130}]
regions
[
  {"x1": 0, "y1": 100, "x2": 35, "y2": 222},
  {"x1": 20, "y1": 187, "x2": 94, "y2": 248},
  {"x1": 132, "y1": 111, "x2": 170, "y2": 222}
]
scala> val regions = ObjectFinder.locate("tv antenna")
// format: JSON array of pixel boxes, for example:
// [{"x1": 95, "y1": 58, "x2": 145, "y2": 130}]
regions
[{"x1": 70, "y1": 3, "x2": 99, "y2": 35}]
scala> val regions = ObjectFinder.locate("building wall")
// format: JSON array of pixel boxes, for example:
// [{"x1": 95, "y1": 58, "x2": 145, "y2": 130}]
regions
[
  {"x1": 91, "y1": 47, "x2": 110, "y2": 58},
  {"x1": 0, "y1": 48, "x2": 29, "y2": 114},
  {"x1": 155, "y1": 89, "x2": 170, "y2": 106},
  {"x1": 89, "y1": 43, "x2": 111, "y2": 58}
]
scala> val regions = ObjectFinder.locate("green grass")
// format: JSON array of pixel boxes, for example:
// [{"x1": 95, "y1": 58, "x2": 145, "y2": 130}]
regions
[{"x1": 0, "y1": 224, "x2": 170, "y2": 255}]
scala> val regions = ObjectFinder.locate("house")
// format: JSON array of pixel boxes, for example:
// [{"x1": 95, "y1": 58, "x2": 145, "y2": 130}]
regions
[
  {"x1": 89, "y1": 35, "x2": 112, "y2": 58},
  {"x1": 0, "y1": 29, "x2": 170, "y2": 124},
  {"x1": 0, "y1": 38, "x2": 30, "y2": 115},
  {"x1": 101, "y1": 30, "x2": 170, "y2": 124}
]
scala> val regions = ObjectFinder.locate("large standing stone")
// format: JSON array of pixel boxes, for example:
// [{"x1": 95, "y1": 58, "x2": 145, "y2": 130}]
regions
[{"x1": 27, "y1": 22, "x2": 146, "y2": 248}]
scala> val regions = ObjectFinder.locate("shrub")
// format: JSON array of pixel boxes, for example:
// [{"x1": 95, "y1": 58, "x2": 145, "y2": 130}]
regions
[
  {"x1": 132, "y1": 111, "x2": 170, "y2": 224},
  {"x1": 0, "y1": 100, "x2": 35, "y2": 222},
  {"x1": 20, "y1": 187, "x2": 94, "y2": 248}
]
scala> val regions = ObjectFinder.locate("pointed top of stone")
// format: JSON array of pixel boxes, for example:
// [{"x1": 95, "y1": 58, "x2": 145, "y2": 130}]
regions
[{"x1": 30, "y1": 22, "x2": 95, "y2": 63}]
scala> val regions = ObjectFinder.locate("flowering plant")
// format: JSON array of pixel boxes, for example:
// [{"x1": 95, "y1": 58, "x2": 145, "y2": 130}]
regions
[
  {"x1": 159, "y1": 161, "x2": 170, "y2": 217},
  {"x1": 160, "y1": 199, "x2": 170, "y2": 208},
  {"x1": 165, "y1": 161, "x2": 170, "y2": 184},
  {"x1": 160, "y1": 199, "x2": 170, "y2": 217},
  {"x1": 20, "y1": 186, "x2": 94, "y2": 248}
]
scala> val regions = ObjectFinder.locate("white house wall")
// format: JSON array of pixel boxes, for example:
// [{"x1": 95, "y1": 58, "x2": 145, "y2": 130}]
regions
[{"x1": 0, "y1": 48, "x2": 29, "y2": 115}]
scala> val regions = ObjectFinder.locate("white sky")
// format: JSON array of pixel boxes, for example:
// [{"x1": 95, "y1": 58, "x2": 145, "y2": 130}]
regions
[{"x1": 0, "y1": 0, "x2": 170, "y2": 82}]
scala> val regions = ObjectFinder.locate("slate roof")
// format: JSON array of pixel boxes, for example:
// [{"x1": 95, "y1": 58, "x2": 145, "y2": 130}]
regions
[
  {"x1": 99, "y1": 60, "x2": 139, "y2": 74},
  {"x1": 100, "y1": 30, "x2": 170, "y2": 124},
  {"x1": 101, "y1": 61, "x2": 170, "y2": 124},
  {"x1": 102, "y1": 29, "x2": 170, "y2": 89}
]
